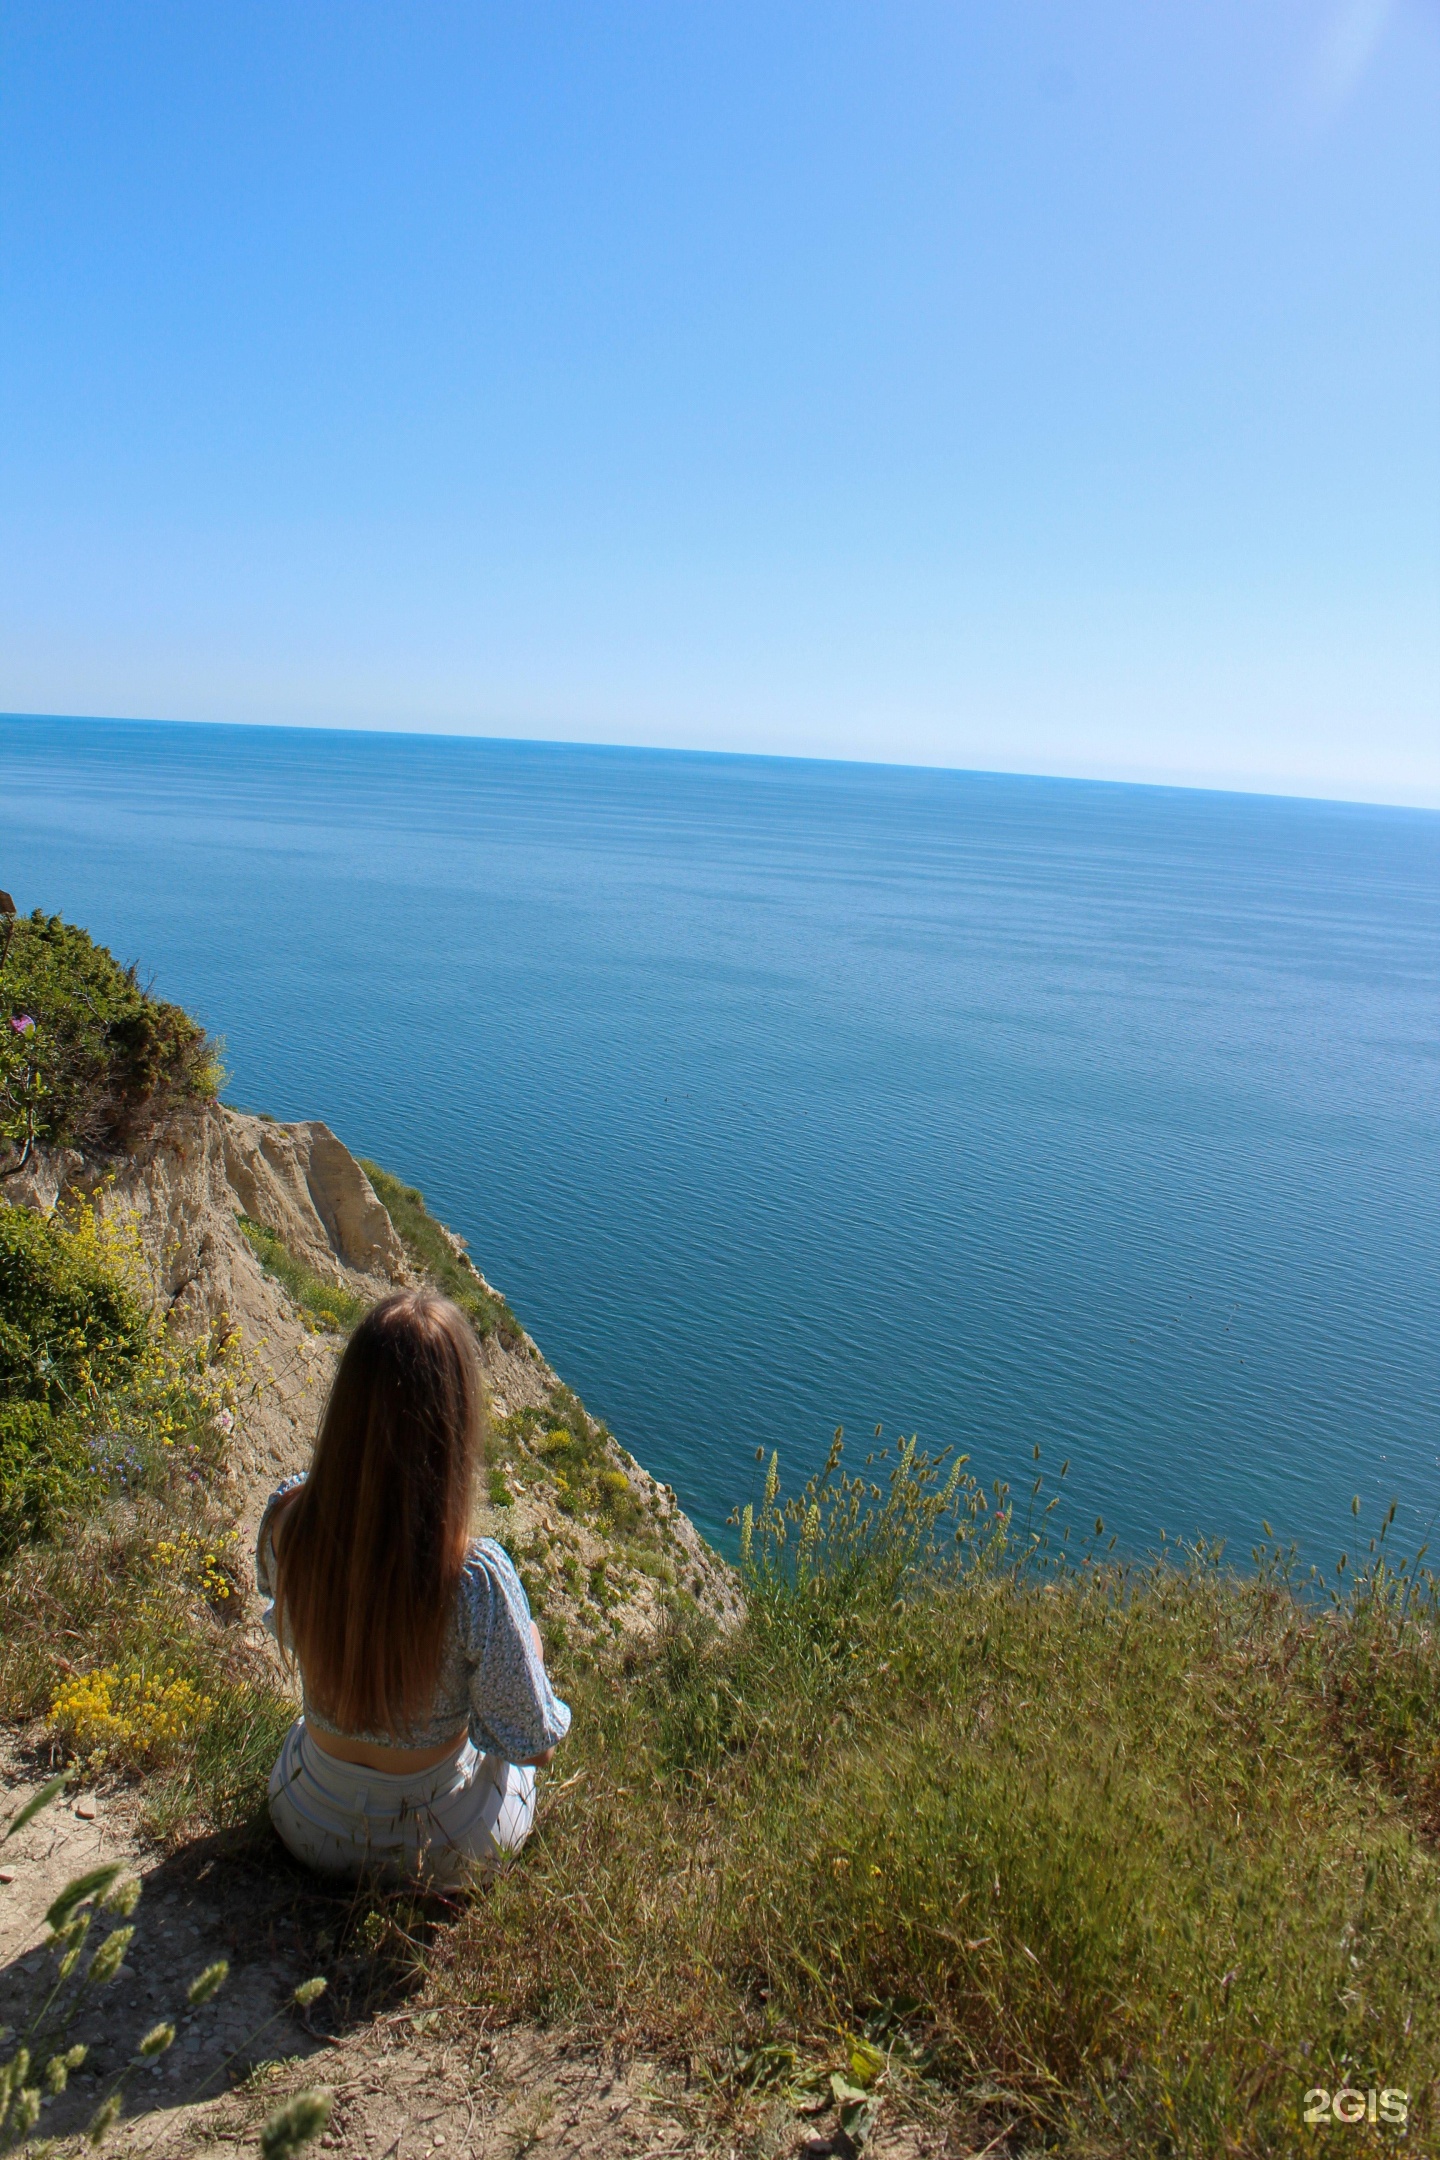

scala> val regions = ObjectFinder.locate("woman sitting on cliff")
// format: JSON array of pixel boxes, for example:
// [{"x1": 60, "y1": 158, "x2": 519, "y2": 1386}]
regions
[{"x1": 255, "y1": 1289, "x2": 569, "y2": 1884}]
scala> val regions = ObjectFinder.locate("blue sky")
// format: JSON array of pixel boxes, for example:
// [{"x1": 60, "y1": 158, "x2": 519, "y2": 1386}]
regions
[{"x1": 1, "y1": 2, "x2": 1436, "y2": 803}]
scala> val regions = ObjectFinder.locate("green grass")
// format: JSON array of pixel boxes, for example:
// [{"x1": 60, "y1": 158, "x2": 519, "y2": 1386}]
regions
[
  {"x1": 236, "y1": 1216, "x2": 368, "y2": 1334},
  {"x1": 491, "y1": 1388, "x2": 648, "y2": 1534},
  {"x1": 359, "y1": 1162, "x2": 523, "y2": 1344},
  {"x1": 439, "y1": 1440, "x2": 1440, "y2": 2157}
]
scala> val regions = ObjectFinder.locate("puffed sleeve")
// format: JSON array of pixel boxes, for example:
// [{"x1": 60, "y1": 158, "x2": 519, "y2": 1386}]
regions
[
  {"x1": 457, "y1": 1540, "x2": 572, "y2": 1762},
  {"x1": 254, "y1": 1474, "x2": 307, "y2": 1639}
]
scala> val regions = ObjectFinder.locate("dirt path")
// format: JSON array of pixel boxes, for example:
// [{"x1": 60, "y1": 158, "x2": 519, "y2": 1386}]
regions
[{"x1": 0, "y1": 1747, "x2": 327, "y2": 2144}]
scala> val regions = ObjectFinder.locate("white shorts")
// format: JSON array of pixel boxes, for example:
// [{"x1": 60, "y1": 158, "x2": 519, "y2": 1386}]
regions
[{"x1": 267, "y1": 1718, "x2": 537, "y2": 1886}]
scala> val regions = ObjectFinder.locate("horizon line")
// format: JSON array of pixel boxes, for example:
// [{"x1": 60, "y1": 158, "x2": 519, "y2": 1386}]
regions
[{"x1": 4, "y1": 706, "x2": 1438, "y2": 819}]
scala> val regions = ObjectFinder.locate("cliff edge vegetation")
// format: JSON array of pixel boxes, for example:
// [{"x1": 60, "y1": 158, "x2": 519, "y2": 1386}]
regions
[
  {"x1": 0, "y1": 903, "x2": 219, "y2": 1172},
  {"x1": 450, "y1": 1445, "x2": 1440, "y2": 2154}
]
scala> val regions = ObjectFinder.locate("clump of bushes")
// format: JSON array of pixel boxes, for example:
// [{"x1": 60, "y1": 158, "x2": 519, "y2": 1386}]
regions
[
  {"x1": 0, "y1": 1466, "x2": 295, "y2": 1845},
  {"x1": 360, "y1": 1162, "x2": 524, "y2": 1345},
  {"x1": 0, "y1": 1201, "x2": 150, "y2": 1548},
  {"x1": 0, "y1": 1195, "x2": 150, "y2": 1401},
  {"x1": 0, "y1": 1190, "x2": 289, "y2": 1841},
  {"x1": 0, "y1": 909, "x2": 218, "y2": 1169},
  {"x1": 0, "y1": 1199, "x2": 236, "y2": 1554}
]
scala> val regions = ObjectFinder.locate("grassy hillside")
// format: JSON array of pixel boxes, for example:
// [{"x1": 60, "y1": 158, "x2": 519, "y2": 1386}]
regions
[
  {"x1": 236, "y1": 1212, "x2": 369, "y2": 1334},
  {"x1": 7, "y1": 1337, "x2": 1437, "y2": 2150},
  {"x1": 445, "y1": 1443, "x2": 1440, "y2": 2155}
]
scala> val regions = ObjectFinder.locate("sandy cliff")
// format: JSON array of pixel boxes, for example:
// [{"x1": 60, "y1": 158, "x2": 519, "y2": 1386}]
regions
[{"x1": 8, "y1": 1100, "x2": 739, "y2": 1651}]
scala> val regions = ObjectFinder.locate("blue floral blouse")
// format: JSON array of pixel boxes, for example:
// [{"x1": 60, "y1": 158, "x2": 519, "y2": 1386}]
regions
[{"x1": 255, "y1": 1475, "x2": 571, "y2": 1760}]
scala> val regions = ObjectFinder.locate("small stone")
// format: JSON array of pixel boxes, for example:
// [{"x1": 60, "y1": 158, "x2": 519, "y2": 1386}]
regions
[
  {"x1": 0, "y1": 1867, "x2": 15, "y2": 1883},
  {"x1": 73, "y1": 1798, "x2": 98, "y2": 1820}
]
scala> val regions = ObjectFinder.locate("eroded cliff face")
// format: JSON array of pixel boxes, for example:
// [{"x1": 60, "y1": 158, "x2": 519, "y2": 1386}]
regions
[{"x1": 7, "y1": 1101, "x2": 739, "y2": 1654}]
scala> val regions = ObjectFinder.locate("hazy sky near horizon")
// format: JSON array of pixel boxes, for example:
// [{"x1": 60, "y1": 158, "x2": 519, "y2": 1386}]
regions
[{"x1": 2, "y1": 4, "x2": 1437, "y2": 804}]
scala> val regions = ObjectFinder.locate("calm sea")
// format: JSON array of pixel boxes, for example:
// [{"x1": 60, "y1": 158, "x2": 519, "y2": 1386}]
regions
[{"x1": 3, "y1": 714, "x2": 1437, "y2": 1563}]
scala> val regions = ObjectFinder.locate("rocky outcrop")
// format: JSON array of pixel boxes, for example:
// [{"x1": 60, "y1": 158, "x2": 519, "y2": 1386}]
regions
[
  {"x1": 221, "y1": 1116, "x2": 407, "y2": 1283},
  {"x1": 6, "y1": 1101, "x2": 740, "y2": 1650}
]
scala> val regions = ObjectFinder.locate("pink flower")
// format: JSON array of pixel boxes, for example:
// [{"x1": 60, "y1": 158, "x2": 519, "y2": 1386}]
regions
[{"x1": 8, "y1": 1014, "x2": 35, "y2": 1035}]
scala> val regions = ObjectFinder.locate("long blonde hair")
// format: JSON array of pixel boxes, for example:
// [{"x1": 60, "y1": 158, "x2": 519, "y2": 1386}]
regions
[{"x1": 272, "y1": 1290, "x2": 485, "y2": 1736}]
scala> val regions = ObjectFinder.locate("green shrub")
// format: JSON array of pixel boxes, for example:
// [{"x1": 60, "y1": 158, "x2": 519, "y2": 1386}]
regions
[
  {"x1": 0, "y1": 1202, "x2": 155, "y2": 1554},
  {"x1": 359, "y1": 1162, "x2": 523, "y2": 1344},
  {"x1": 0, "y1": 1202, "x2": 149, "y2": 1406},
  {"x1": 0, "y1": 1183, "x2": 270, "y2": 1845},
  {"x1": 0, "y1": 1198, "x2": 236, "y2": 1558},
  {"x1": 0, "y1": 910, "x2": 217, "y2": 1164},
  {"x1": 0, "y1": 1400, "x2": 96, "y2": 1551}
]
